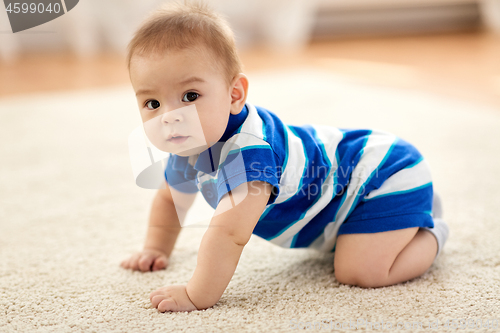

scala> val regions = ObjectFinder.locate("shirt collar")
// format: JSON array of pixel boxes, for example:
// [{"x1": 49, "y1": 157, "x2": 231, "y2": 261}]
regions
[{"x1": 193, "y1": 103, "x2": 248, "y2": 173}]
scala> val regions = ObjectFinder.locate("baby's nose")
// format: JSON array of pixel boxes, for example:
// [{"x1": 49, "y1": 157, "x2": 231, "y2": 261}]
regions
[{"x1": 161, "y1": 109, "x2": 184, "y2": 123}]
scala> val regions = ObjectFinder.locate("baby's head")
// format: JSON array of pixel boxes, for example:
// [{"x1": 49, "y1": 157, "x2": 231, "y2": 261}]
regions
[{"x1": 127, "y1": 1, "x2": 248, "y2": 156}]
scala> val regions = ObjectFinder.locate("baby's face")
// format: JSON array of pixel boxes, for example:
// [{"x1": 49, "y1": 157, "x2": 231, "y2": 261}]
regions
[{"x1": 129, "y1": 47, "x2": 234, "y2": 156}]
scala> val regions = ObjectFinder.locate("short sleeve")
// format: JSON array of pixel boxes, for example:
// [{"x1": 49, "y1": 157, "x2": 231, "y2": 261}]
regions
[
  {"x1": 216, "y1": 142, "x2": 280, "y2": 206},
  {"x1": 164, "y1": 154, "x2": 199, "y2": 193}
]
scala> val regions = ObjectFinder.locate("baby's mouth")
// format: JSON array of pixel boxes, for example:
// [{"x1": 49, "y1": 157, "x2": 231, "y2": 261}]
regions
[{"x1": 167, "y1": 134, "x2": 189, "y2": 144}]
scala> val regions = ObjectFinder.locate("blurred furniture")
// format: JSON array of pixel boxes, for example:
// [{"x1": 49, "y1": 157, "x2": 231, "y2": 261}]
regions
[
  {"x1": 1, "y1": 0, "x2": 498, "y2": 63},
  {"x1": 313, "y1": 0, "x2": 483, "y2": 39}
]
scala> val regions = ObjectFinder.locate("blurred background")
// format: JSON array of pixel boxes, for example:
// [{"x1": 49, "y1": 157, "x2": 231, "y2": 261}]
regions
[{"x1": 1, "y1": 0, "x2": 500, "y2": 107}]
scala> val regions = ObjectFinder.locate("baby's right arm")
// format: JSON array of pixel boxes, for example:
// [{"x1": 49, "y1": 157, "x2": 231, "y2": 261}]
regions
[{"x1": 121, "y1": 182, "x2": 197, "y2": 272}]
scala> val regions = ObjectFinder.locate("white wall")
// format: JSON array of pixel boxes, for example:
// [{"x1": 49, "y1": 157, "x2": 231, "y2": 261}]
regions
[
  {"x1": 0, "y1": 0, "x2": 318, "y2": 62},
  {"x1": 0, "y1": 0, "x2": 497, "y2": 63}
]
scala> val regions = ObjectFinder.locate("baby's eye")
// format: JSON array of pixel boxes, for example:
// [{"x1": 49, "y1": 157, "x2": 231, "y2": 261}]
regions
[
  {"x1": 182, "y1": 92, "x2": 199, "y2": 103},
  {"x1": 146, "y1": 100, "x2": 160, "y2": 110}
]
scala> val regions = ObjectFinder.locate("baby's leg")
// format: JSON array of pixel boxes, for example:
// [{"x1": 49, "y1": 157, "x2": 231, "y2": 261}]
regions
[
  {"x1": 334, "y1": 227, "x2": 438, "y2": 288},
  {"x1": 334, "y1": 192, "x2": 449, "y2": 288}
]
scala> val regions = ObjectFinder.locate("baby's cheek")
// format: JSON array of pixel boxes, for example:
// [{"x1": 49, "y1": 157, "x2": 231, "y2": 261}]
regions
[{"x1": 193, "y1": 133, "x2": 209, "y2": 148}]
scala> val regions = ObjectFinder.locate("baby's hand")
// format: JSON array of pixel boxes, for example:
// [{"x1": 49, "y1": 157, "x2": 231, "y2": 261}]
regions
[
  {"x1": 120, "y1": 248, "x2": 168, "y2": 272},
  {"x1": 150, "y1": 285, "x2": 198, "y2": 312}
]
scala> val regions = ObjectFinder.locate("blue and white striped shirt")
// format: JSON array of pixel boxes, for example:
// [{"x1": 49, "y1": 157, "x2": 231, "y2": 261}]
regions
[{"x1": 165, "y1": 102, "x2": 434, "y2": 252}]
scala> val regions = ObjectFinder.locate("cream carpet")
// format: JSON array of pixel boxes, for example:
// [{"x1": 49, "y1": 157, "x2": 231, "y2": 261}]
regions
[{"x1": 1, "y1": 68, "x2": 499, "y2": 332}]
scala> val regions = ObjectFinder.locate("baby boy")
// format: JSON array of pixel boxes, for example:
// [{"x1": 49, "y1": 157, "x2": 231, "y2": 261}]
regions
[{"x1": 121, "y1": 1, "x2": 449, "y2": 312}]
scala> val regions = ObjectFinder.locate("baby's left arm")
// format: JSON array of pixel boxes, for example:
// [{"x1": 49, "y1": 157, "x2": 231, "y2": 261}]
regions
[{"x1": 149, "y1": 180, "x2": 272, "y2": 312}]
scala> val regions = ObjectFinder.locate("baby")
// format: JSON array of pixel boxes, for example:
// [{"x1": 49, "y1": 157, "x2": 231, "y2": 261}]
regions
[{"x1": 121, "y1": 1, "x2": 449, "y2": 312}]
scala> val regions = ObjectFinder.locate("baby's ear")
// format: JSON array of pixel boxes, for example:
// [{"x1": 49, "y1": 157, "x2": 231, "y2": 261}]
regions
[{"x1": 230, "y1": 73, "x2": 249, "y2": 115}]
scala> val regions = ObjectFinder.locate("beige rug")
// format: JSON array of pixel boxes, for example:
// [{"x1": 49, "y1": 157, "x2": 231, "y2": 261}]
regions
[{"x1": 1, "y1": 68, "x2": 499, "y2": 332}]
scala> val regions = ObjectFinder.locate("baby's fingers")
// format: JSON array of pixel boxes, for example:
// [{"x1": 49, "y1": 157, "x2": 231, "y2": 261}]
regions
[
  {"x1": 121, "y1": 253, "x2": 140, "y2": 270},
  {"x1": 120, "y1": 258, "x2": 129, "y2": 268},
  {"x1": 150, "y1": 293, "x2": 168, "y2": 308},
  {"x1": 158, "y1": 299, "x2": 178, "y2": 312},
  {"x1": 138, "y1": 254, "x2": 155, "y2": 272},
  {"x1": 152, "y1": 256, "x2": 168, "y2": 271}
]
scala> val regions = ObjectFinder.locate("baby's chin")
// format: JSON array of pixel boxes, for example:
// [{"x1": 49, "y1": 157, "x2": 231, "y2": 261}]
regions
[
  {"x1": 162, "y1": 144, "x2": 209, "y2": 157},
  {"x1": 147, "y1": 136, "x2": 209, "y2": 156}
]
